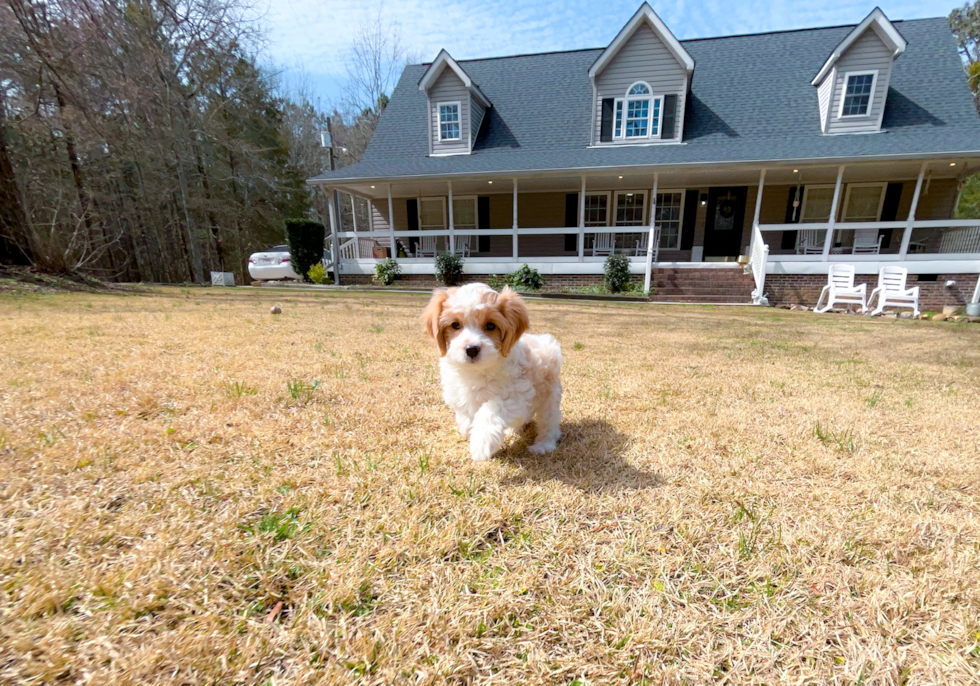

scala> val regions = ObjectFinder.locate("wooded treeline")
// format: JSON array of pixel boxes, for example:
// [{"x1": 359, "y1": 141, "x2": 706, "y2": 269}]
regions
[{"x1": 0, "y1": 0, "x2": 384, "y2": 282}]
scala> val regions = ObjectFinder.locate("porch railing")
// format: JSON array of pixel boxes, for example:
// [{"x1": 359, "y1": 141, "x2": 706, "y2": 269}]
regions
[
  {"x1": 757, "y1": 219, "x2": 980, "y2": 259},
  {"x1": 334, "y1": 226, "x2": 664, "y2": 262},
  {"x1": 747, "y1": 222, "x2": 769, "y2": 305}
]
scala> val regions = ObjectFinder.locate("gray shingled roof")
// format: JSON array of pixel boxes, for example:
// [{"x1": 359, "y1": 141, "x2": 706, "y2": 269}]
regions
[{"x1": 311, "y1": 18, "x2": 980, "y2": 183}]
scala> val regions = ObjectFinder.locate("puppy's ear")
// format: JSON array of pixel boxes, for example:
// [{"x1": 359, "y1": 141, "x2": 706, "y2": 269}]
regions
[
  {"x1": 421, "y1": 289, "x2": 450, "y2": 356},
  {"x1": 496, "y1": 286, "x2": 529, "y2": 357}
]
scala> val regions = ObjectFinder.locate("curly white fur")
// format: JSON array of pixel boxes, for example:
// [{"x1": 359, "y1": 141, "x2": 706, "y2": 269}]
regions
[{"x1": 422, "y1": 283, "x2": 562, "y2": 461}]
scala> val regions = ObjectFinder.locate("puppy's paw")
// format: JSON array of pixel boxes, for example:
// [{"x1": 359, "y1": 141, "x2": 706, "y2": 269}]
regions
[
  {"x1": 528, "y1": 440, "x2": 557, "y2": 455},
  {"x1": 469, "y1": 434, "x2": 498, "y2": 462}
]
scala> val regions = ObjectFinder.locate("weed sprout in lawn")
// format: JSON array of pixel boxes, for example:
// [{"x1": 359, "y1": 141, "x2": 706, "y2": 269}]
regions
[{"x1": 286, "y1": 379, "x2": 319, "y2": 402}]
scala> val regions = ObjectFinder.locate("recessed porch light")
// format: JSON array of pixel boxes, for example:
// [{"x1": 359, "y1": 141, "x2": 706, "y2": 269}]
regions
[
  {"x1": 488, "y1": 180, "x2": 493, "y2": 184},
  {"x1": 618, "y1": 175, "x2": 623, "y2": 179}
]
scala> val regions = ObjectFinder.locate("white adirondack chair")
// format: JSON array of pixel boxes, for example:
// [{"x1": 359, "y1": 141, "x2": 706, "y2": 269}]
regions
[
  {"x1": 415, "y1": 235, "x2": 438, "y2": 258},
  {"x1": 455, "y1": 234, "x2": 474, "y2": 257},
  {"x1": 814, "y1": 264, "x2": 867, "y2": 313},
  {"x1": 851, "y1": 228, "x2": 883, "y2": 254},
  {"x1": 592, "y1": 232, "x2": 615, "y2": 256},
  {"x1": 634, "y1": 226, "x2": 661, "y2": 258},
  {"x1": 796, "y1": 229, "x2": 825, "y2": 255},
  {"x1": 866, "y1": 266, "x2": 920, "y2": 316}
]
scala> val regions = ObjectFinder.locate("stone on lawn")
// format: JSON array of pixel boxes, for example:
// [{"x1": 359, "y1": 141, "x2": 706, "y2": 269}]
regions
[{"x1": 270, "y1": 305, "x2": 282, "y2": 315}]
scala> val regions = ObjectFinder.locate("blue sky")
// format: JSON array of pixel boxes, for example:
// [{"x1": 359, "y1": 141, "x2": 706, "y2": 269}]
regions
[{"x1": 263, "y1": 0, "x2": 963, "y2": 106}]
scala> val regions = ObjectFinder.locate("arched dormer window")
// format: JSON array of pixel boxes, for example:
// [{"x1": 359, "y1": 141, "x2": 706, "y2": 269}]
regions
[{"x1": 613, "y1": 81, "x2": 662, "y2": 139}]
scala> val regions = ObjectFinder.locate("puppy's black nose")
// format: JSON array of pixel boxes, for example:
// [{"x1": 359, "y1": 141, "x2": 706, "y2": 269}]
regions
[{"x1": 465, "y1": 345, "x2": 481, "y2": 359}]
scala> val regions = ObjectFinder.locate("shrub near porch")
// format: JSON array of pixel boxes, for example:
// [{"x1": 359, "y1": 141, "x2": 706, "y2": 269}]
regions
[{"x1": 1, "y1": 289, "x2": 979, "y2": 684}]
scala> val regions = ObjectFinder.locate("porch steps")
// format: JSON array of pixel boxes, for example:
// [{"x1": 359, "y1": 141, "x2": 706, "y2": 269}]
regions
[{"x1": 648, "y1": 269, "x2": 755, "y2": 304}]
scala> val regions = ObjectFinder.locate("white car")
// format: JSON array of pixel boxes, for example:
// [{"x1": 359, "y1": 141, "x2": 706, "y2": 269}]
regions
[{"x1": 248, "y1": 245, "x2": 333, "y2": 282}]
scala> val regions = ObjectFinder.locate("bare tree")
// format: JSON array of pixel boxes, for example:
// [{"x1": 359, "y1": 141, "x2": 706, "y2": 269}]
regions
[{"x1": 341, "y1": 7, "x2": 403, "y2": 128}]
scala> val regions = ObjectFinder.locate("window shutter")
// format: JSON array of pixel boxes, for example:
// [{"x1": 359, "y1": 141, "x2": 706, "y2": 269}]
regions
[
  {"x1": 878, "y1": 182, "x2": 903, "y2": 249},
  {"x1": 680, "y1": 189, "x2": 697, "y2": 250},
  {"x1": 406, "y1": 198, "x2": 419, "y2": 255},
  {"x1": 600, "y1": 98, "x2": 614, "y2": 142},
  {"x1": 564, "y1": 193, "x2": 579, "y2": 252},
  {"x1": 661, "y1": 94, "x2": 678, "y2": 139},
  {"x1": 477, "y1": 196, "x2": 490, "y2": 252},
  {"x1": 780, "y1": 186, "x2": 801, "y2": 250}
]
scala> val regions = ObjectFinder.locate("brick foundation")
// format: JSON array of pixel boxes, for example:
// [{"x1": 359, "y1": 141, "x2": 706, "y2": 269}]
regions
[
  {"x1": 340, "y1": 273, "x2": 615, "y2": 290},
  {"x1": 764, "y1": 273, "x2": 977, "y2": 310}
]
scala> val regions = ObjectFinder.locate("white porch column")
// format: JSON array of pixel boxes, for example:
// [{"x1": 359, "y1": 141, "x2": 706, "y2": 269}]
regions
[
  {"x1": 512, "y1": 178, "x2": 519, "y2": 260},
  {"x1": 643, "y1": 173, "x2": 660, "y2": 295},
  {"x1": 750, "y1": 168, "x2": 766, "y2": 250},
  {"x1": 349, "y1": 194, "x2": 359, "y2": 259},
  {"x1": 821, "y1": 165, "x2": 845, "y2": 261},
  {"x1": 578, "y1": 175, "x2": 586, "y2": 261},
  {"x1": 899, "y1": 162, "x2": 928, "y2": 259},
  {"x1": 386, "y1": 184, "x2": 397, "y2": 259},
  {"x1": 447, "y1": 180, "x2": 455, "y2": 255},
  {"x1": 326, "y1": 187, "x2": 341, "y2": 284}
]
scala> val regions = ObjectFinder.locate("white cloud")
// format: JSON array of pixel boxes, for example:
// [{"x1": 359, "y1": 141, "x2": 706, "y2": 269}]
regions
[{"x1": 262, "y1": 0, "x2": 958, "y2": 104}]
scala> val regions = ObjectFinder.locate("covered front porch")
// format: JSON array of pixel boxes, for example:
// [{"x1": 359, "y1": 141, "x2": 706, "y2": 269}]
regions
[{"x1": 316, "y1": 158, "x2": 980, "y2": 303}]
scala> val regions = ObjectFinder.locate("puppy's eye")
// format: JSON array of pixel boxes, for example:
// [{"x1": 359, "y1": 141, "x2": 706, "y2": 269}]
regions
[
  {"x1": 451, "y1": 321, "x2": 461, "y2": 330},
  {"x1": 485, "y1": 322, "x2": 496, "y2": 331}
]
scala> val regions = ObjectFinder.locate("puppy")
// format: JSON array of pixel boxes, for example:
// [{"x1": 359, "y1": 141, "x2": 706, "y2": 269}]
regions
[{"x1": 421, "y1": 283, "x2": 562, "y2": 461}]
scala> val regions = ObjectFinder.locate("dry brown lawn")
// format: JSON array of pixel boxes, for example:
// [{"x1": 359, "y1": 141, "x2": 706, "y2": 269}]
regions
[{"x1": 1, "y1": 287, "x2": 979, "y2": 685}]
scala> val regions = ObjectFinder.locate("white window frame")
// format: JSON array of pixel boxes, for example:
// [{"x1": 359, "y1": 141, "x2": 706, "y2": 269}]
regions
[
  {"x1": 613, "y1": 82, "x2": 663, "y2": 140},
  {"x1": 837, "y1": 70, "x2": 878, "y2": 119},
  {"x1": 418, "y1": 196, "x2": 447, "y2": 230},
  {"x1": 799, "y1": 184, "x2": 837, "y2": 223},
  {"x1": 437, "y1": 101, "x2": 461, "y2": 141},
  {"x1": 654, "y1": 189, "x2": 685, "y2": 250},
  {"x1": 614, "y1": 190, "x2": 649, "y2": 226},
  {"x1": 451, "y1": 195, "x2": 478, "y2": 229},
  {"x1": 583, "y1": 192, "x2": 612, "y2": 227},
  {"x1": 840, "y1": 182, "x2": 887, "y2": 222}
]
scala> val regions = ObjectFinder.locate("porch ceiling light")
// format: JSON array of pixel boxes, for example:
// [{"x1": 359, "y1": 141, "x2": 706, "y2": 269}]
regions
[
  {"x1": 488, "y1": 180, "x2": 493, "y2": 184},
  {"x1": 371, "y1": 185, "x2": 376, "y2": 188},
  {"x1": 950, "y1": 162, "x2": 957, "y2": 166},
  {"x1": 618, "y1": 175, "x2": 624, "y2": 179},
  {"x1": 793, "y1": 169, "x2": 799, "y2": 173}
]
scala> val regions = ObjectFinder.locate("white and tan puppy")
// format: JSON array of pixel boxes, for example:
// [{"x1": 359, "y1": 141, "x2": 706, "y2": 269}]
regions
[{"x1": 421, "y1": 283, "x2": 562, "y2": 461}]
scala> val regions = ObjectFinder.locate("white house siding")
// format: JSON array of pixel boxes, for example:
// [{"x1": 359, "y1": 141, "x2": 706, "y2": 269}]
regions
[
  {"x1": 429, "y1": 69, "x2": 470, "y2": 155},
  {"x1": 593, "y1": 23, "x2": 687, "y2": 144},
  {"x1": 826, "y1": 29, "x2": 893, "y2": 135},
  {"x1": 369, "y1": 199, "x2": 408, "y2": 233},
  {"x1": 817, "y1": 74, "x2": 833, "y2": 132},
  {"x1": 470, "y1": 95, "x2": 487, "y2": 146}
]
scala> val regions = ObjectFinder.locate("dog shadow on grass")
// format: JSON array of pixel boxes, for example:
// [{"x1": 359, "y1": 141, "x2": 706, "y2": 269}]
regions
[{"x1": 497, "y1": 419, "x2": 660, "y2": 492}]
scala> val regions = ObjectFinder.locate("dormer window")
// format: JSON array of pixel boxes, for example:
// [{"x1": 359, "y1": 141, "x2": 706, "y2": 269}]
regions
[
  {"x1": 613, "y1": 82, "x2": 662, "y2": 140},
  {"x1": 438, "y1": 102, "x2": 461, "y2": 141},
  {"x1": 811, "y1": 8, "x2": 905, "y2": 134},
  {"x1": 839, "y1": 71, "x2": 877, "y2": 118}
]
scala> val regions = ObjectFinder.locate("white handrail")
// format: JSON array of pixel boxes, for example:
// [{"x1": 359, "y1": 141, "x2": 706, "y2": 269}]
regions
[
  {"x1": 338, "y1": 238, "x2": 357, "y2": 261},
  {"x1": 758, "y1": 218, "x2": 980, "y2": 232},
  {"x1": 748, "y1": 222, "x2": 769, "y2": 306}
]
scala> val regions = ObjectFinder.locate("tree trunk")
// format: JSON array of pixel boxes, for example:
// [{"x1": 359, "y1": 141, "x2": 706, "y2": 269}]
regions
[
  {"x1": 53, "y1": 84, "x2": 97, "y2": 266},
  {"x1": 0, "y1": 88, "x2": 32, "y2": 265}
]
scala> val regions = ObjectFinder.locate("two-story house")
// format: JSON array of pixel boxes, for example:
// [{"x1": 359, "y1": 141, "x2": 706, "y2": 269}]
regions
[{"x1": 310, "y1": 4, "x2": 980, "y2": 307}]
